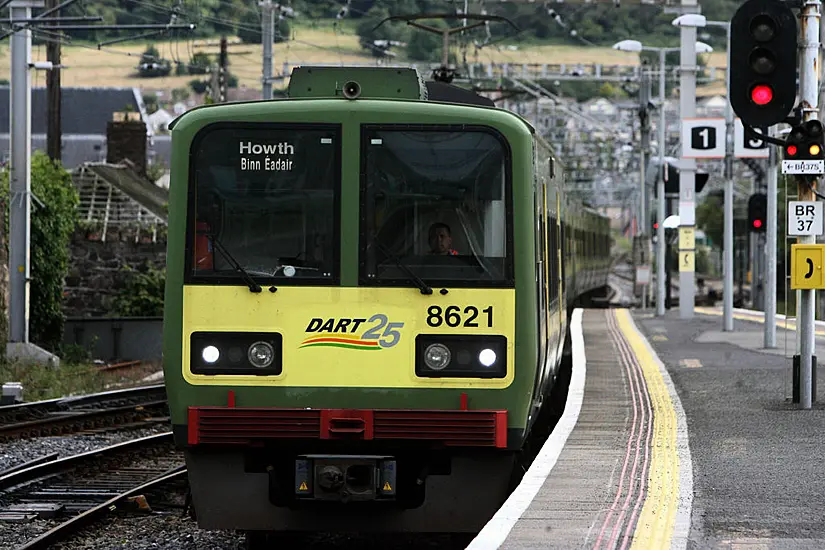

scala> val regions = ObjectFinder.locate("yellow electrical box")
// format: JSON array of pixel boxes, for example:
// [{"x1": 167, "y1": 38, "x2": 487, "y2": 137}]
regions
[{"x1": 791, "y1": 244, "x2": 825, "y2": 289}]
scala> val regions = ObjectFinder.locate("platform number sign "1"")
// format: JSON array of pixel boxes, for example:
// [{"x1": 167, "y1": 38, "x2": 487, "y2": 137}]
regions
[
  {"x1": 683, "y1": 118, "x2": 726, "y2": 158},
  {"x1": 692, "y1": 126, "x2": 717, "y2": 150}
]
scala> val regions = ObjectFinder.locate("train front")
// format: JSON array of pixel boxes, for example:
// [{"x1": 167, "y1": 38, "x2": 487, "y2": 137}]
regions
[{"x1": 162, "y1": 73, "x2": 539, "y2": 533}]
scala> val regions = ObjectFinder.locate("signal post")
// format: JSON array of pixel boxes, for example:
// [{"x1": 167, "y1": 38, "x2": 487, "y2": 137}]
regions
[
  {"x1": 731, "y1": 0, "x2": 822, "y2": 408},
  {"x1": 792, "y1": 0, "x2": 822, "y2": 409}
]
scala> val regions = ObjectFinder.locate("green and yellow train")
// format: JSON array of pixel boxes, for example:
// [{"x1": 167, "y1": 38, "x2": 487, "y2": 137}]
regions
[{"x1": 162, "y1": 66, "x2": 611, "y2": 535}]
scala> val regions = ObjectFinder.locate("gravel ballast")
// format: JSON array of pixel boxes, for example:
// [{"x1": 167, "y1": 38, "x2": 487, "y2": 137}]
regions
[{"x1": 0, "y1": 424, "x2": 170, "y2": 473}]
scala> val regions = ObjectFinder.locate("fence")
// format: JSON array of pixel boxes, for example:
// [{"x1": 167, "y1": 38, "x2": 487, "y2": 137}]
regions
[{"x1": 63, "y1": 317, "x2": 163, "y2": 362}]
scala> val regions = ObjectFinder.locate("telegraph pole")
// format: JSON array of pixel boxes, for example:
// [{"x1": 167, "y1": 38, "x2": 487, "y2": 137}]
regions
[
  {"x1": 374, "y1": 13, "x2": 518, "y2": 82},
  {"x1": 45, "y1": 0, "x2": 61, "y2": 162},
  {"x1": 219, "y1": 35, "x2": 227, "y2": 103},
  {"x1": 797, "y1": 0, "x2": 820, "y2": 409},
  {"x1": 638, "y1": 67, "x2": 651, "y2": 309},
  {"x1": 261, "y1": 0, "x2": 273, "y2": 99}
]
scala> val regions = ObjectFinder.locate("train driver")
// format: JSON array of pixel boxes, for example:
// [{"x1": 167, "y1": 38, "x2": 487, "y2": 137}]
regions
[{"x1": 428, "y1": 222, "x2": 459, "y2": 256}]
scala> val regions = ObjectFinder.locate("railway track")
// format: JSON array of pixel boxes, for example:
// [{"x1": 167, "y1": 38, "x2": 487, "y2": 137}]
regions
[
  {"x1": 0, "y1": 432, "x2": 184, "y2": 549},
  {"x1": 0, "y1": 385, "x2": 169, "y2": 442}
]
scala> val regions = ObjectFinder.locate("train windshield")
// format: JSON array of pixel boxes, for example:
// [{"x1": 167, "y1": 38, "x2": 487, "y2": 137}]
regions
[
  {"x1": 360, "y1": 126, "x2": 513, "y2": 287},
  {"x1": 189, "y1": 125, "x2": 340, "y2": 283}
]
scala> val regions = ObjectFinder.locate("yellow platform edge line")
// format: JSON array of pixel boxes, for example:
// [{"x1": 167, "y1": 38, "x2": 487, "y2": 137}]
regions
[
  {"x1": 615, "y1": 309, "x2": 681, "y2": 550},
  {"x1": 694, "y1": 307, "x2": 825, "y2": 336}
]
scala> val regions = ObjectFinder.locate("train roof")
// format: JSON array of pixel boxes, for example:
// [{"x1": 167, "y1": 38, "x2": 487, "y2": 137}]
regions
[{"x1": 170, "y1": 66, "x2": 521, "y2": 131}]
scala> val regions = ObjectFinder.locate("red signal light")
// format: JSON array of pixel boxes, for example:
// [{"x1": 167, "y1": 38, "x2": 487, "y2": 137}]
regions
[
  {"x1": 753, "y1": 219, "x2": 763, "y2": 229},
  {"x1": 653, "y1": 223, "x2": 659, "y2": 229},
  {"x1": 787, "y1": 144, "x2": 798, "y2": 156},
  {"x1": 751, "y1": 84, "x2": 774, "y2": 105}
]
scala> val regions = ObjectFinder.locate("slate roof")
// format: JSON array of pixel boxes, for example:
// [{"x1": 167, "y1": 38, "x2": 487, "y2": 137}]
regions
[
  {"x1": 0, "y1": 86, "x2": 141, "y2": 135},
  {"x1": 0, "y1": 134, "x2": 106, "y2": 170},
  {"x1": 0, "y1": 134, "x2": 168, "y2": 171}
]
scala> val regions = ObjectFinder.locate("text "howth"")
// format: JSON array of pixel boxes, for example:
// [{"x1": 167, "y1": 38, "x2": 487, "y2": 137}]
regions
[{"x1": 239, "y1": 141, "x2": 295, "y2": 155}]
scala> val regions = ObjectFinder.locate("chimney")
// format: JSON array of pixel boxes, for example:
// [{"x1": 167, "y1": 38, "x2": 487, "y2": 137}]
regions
[{"x1": 107, "y1": 112, "x2": 147, "y2": 176}]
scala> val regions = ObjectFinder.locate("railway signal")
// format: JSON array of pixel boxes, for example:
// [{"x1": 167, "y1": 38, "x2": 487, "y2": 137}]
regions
[
  {"x1": 748, "y1": 193, "x2": 767, "y2": 233},
  {"x1": 729, "y1": 0, "x2": 798, "y2": 127},
  {"x1": 783, "y1": 120, "x2": 825, "y2": 161},
  {"x1": 782, "y1": 120, "x2": 825, "y2": 175}
]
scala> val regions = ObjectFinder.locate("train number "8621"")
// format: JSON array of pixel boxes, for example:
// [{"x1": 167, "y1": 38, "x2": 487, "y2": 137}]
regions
[{"x1": 426, "y1": 305, "x2": 493, "y2": 328}]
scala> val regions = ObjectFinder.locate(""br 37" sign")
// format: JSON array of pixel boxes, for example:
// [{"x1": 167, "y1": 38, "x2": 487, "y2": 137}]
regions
[{"x1": 788, "y1": 201, "x2": 824, "y2": 236}]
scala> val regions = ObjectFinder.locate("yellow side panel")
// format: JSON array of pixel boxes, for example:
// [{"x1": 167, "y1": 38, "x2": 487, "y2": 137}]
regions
[{"x1": 182, "y1": 286, "x2": 516, "y2": 388}]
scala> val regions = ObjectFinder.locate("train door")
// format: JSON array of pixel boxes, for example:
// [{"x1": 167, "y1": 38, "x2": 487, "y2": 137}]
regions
[
  {"x1": 532, "y1": 147, "x2": 548, "y2": 416},
  {"x1": 540, "y1": 161, "x2": 554, "y2": 392}
]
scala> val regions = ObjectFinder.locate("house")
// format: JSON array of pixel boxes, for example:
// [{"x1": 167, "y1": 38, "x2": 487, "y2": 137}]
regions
[
  {"x1": 147, "y1": 108, "x2": 175, "y2": 134},
  {"x1": 0, "y1": 86, "x2": 170, "y2": 170},
  {"x1": 697, "y1": 94, "x2": 728, "y2": 115},
  {"x1": 583, "y1": 97, "x2": 618, "y2": 118}
]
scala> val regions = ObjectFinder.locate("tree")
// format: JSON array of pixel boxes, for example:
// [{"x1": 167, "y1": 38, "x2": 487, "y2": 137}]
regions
[
  {"x1": 355, "y1": 5, "x2": 412, "y2": 56},
  {"x1": 137, "y1": 45, "x2": 171, "y2": 78},
  {"x1": 189, "y1": 79, "x2": 208, "y2": 94},
  {"x1": 113, "y1": 264, "x2": 165, "y2": 317},
  {"x1": 696, "y1": 191, "x2": 723, "y2": 248},
  {"x1": 237, "y1": 9, "x2": 290, "y2": 44},
  {"x1": 142, "y1": 92, "x2": 159, "y2": 114},
  {"x1": 172, "y1": 87, "x2": 191, "y2": 103},
  {"x1": 188, "y1": 51, "x2": 212, "y2": 75},
  {"x1": 0, "y1": 152, "x2": 79, "y2": 352}
]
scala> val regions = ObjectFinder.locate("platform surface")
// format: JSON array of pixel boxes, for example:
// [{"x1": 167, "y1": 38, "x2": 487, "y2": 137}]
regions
[
  {"x1": 636, "y1": 309, "x2": 825, "y2": 549},
  {"x1": 469, "y1": 307, "x2": 825, "y2": 550},
  {"x1": 469, "y1": 308, "x2": 692, "y2": 550}
]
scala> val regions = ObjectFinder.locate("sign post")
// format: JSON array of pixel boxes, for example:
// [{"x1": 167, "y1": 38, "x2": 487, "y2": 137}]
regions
[{"x1": 677, "y1": 114, "x2": 722, "y2": 315}]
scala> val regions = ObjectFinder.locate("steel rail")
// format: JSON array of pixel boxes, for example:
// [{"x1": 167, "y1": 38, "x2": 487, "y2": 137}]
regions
[
  {"x1": 0, "y1": 400, "x2": 168, "y2": 441},
  {"x1": 0, "y1": 432, "x2": 173, "y2": 492},
  {"x1": 17, "y1": 466, "x2": 187, "y2": 550},
  {"x1": 0, "y1": 384, "x2": 166, "y2": 425}
]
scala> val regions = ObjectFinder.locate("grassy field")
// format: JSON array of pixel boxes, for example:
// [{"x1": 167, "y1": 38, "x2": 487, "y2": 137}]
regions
[
  {"x1": 0, "y1": 360, "x2": 161, "y2": 401},
  {"x1": 0, "y1": 21, "x2": 725, "y2": 93}
]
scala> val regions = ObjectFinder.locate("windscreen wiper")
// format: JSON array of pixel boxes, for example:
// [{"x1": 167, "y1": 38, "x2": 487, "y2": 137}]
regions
[
  {"x1": 207, "y1": 233, "x2": 263, "y2": 293},
  {"x1": 371, "y1": 236, "x2": 432, "y2": 295}
]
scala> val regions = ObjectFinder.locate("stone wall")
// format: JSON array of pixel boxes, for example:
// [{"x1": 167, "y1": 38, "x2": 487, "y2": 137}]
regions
[{"x1": 64, "y1": 226, "x2": 166, "y2": 318}]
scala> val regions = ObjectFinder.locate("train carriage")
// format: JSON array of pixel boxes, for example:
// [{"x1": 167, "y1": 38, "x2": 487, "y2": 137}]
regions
[{"x1": 162, "y1": 66, "x2": 611, "y2": 535}]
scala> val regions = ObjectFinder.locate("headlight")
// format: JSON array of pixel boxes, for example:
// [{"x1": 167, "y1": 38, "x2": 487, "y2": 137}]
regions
[
  {"x1": 202, "y1": 345, "x2": 220, "y2": 363},
  {"x1": 424, "y1": 343, "x2": 451, "y2": 370},
  {"x1": 415, "y1": 335, "x2": 506, "y2": 378},
  {"x1": 190, "y1": 332, "x2": 282, "y2": 375},
  {"x1": 248, "y1": 341, "x2": 275, "y2": 368},
  {"x1": 478, "y1": 348, "x2": 497, "y2": 367}
]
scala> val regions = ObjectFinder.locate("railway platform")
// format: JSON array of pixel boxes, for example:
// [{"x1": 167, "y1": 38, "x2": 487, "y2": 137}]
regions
[{"x1": 468, "y1": 307, "x2": 825, "y2": 550}]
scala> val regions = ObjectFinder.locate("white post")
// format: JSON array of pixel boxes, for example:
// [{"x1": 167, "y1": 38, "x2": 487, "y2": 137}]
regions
[
  {"x1": 8, "y1": 0, "x2": 39, "y2": 345},
  {"x1": 657, "y1": 49, "x2": 666, "y2": 316},
  {"x1": 797, "y1": 0, "x2": 821, "y2": 409},
  {"x1": 678, "y1": 5, "x2": 698, "y2": 319},
  {"x1": 723, "y1": 23, "x2": 735, "y2": 331}
]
